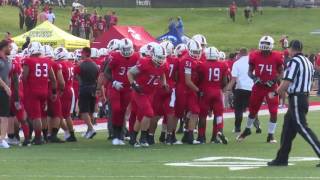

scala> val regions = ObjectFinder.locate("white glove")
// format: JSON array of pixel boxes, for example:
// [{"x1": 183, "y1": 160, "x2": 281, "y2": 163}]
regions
[
  {"x1": 112, "y1": 80, "x2": 124, "y2": 90},
  {"x1": 14, "y1": 101, "x2": 21, "y2": 110}
]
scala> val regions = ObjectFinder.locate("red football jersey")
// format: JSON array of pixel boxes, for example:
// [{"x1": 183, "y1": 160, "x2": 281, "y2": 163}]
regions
[
  {"x1": 135, "y1": 58, "x2": 166, "y2": 95},
  {"x1": 108, "y1": 52, "x2": 139, "y2": 90},
  {"x1": 58, "y1": 60, "x2": 74, "y2": 88},
  {"x1": 249, "y1": 51, "x2": 284, "y2": 83},
  {"x1": 198, "y1": 60, "x2": 228, "y2": 90},
  {"x1": 23, "y1": 57, "x2": 53, "y2": 94},
  {"x1": 177, "y1": 53, "x2": 199, "y2": 88},
  {"x1": 165, "y1": 55, "x2": 179, "y2": 88}
]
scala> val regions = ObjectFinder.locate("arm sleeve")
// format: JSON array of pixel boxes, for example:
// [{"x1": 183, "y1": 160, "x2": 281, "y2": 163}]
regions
[
  {"x1": 231, "y1": 62, "x2": 238, "y2": 78},
  {"x1": 283, "y1": 60, "x2": 298, "y2": 82}
]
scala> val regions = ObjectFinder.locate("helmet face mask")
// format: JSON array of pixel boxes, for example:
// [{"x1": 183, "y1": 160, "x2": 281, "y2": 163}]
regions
[
  {"x1": 120, "y1": 38, "x2": 134, "y2": 58},
  {"x1": 187, "y1": 40, "x2": 202, "y2": 60},
  {"x1": 151, "y1": 44, "x2": 166, "y2": 67},
  {"x1": 259, "y1": 36, "x2": 274, "y2": 51}
]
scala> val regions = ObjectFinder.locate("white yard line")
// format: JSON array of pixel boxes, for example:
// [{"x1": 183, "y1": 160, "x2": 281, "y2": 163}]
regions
[
  {"x1": 70, "y1": 105, "x2": 320, "y2": 133},
  {"x1": 0, "y1": 175, "x2": 320, "y2": 179}
]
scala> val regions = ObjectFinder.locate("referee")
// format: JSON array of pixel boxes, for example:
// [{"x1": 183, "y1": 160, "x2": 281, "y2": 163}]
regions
[{"x1": 268, "y1": 40, "x2": 320, "y2": 167}]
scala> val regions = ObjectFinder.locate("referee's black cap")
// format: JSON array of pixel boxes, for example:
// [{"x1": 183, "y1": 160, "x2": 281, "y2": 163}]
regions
[{"x1": 289, "y1": 40, "x2": 303, "y2": 51}]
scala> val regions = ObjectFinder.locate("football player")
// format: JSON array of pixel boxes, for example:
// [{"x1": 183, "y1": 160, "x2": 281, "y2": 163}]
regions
[
  {"x1": 56, "y1": 49, "x2": 77, "y2": 142},
  {"x1": 46, "y1": 47, "x2": 66, "y2": 143},
  {"x1": 97, "y1": 38, "x2": 139, "y2": 145},
  {"x1": 148, "y1": 41, "x2": 181, "y2": 145},
  {"x1": 127, "y1": 43, "x2": 167, "y2": 147},
  {"x1": 237, "y1": 36, "x2": 284, "y2": 143},
  {"x1": 198, "y1": 47, "x2": 229, "y2": 144},
  {"x1": 22, "y1": 42, "x2": 58, "y2": 145},
  {"x1": 175, "y1": 39, "x2": 202, "y2": 144}
]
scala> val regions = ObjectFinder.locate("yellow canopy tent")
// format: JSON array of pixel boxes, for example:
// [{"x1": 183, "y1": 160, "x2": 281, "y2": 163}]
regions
[{"x1": 12, "y1": 21, "x2": 90, "y2": 50}]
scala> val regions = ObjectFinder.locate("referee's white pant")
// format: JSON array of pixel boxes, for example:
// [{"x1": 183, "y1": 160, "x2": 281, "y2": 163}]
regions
[{"x1": 275, "y1": 94, "x2": 320, "y2": 162}]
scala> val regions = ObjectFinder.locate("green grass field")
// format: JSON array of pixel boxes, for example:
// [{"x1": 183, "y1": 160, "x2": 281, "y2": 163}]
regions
[
  {"x1": 1, "y1": 6, "x2": 320, "y2": 180},
  {"x1": 1, "y1": 112, "x2": 320, "y2": 180},
  {"x1": 1, "y1": 6, "x2": 320, "y2": 53}
]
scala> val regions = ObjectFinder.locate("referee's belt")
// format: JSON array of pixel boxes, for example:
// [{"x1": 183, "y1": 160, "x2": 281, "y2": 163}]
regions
[{"x1": 288, "y1": 92, "x2": 309, "y2": 97}]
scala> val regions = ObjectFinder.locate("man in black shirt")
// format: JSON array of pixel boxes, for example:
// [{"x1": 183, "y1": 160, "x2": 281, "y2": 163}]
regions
[{"x1": 74, "y1": 47, "x2": 99, "y2": 139}]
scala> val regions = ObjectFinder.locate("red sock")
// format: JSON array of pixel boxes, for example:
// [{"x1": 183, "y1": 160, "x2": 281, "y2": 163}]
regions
[
  {"x1": 21, "y1": 123, "x2": 30, "y2": 139},
  {"x1": 198, "y1": 127, "x2": 205, "y2": 137},
  {"x1": 35, "y1": 130, "x2": 42, "y2": 138}
]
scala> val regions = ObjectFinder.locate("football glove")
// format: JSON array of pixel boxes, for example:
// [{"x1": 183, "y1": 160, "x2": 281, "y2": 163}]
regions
[
  {"x1": 252, "y1": 76, "x2": 262, "y2": 85},
  {"x1": 131, "y1": 81, "x2": 142, "y2": 93},
  {"x1": 265, "y1": 80, "x2": 276, "y2": 88},
  {"x1": 112, "y1": 80, "x2": 124, "y2": 90},
  {"x1": 197, "y1": 91, "x2": 204, "y2": 97}
]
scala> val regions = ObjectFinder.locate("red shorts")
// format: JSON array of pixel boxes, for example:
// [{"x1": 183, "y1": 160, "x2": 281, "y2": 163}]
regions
[
  {"x1": 48, "y1": 94, "x2": 62, "y2": 118},
  {"x1": 248, "y1": 85, "x2": 279, "y2": 119},
  {"x1": 199, "y1": 89, "x2": 223, "y2": 118},
  {"x1": 60, "y1": 87, "x2": 75, "y2": 119},
  {"x1": 153, "y1": 88, "x2": 175, "y2": 117},
  {"x1": 131, "y1": 92, "x2": 154, "y2": 121},
  {"x1": 24, "y1": 91, "x2": 48, "y2": 119},
  {"x1": 175, "y1": 85, "x2": 199, "y2": 118},
  {"x1": 109, "y1": 87, "x2": 132, "y2": 126}
]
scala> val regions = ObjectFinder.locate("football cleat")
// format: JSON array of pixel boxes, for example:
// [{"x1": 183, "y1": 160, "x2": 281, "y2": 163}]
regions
[
  {"x1": 217, "y1": 132, "x2": 228, "y2": 145},
  {"x1": 118, "y1": 139, "x2": 126, "y2": 146},
  {"x1": 159, "y1": 132, "x2": 166, "y2": 143},
  {"x1": 85, "y1": 130, "x2": 97, "y2": 139},
  {"x1": 0, "y1": 140, "x2": 10, "y2": 149},
  {"x1": 267, "y1": 160, "x2": 288, "y2": 167},
  {"x1": 32, "y1": 138, "x2": 44, "y2": 145},
  {"x1": 267, "y1": 134, "x2": 277, "y2": 144},
  {"x1": 112, "y1": 138, "x2": 120, "y2": 146},
  {"x1": 147, "y1": 134, "x2": 155, "y2": 145},
  {"x1": 22, "y1": 139, "x2": 31, "y2": 147},
  {"x1": 140, "y1": 138, "x2": 149, "y2": 147},
  {"x1": 7, "y1": 137, "x2": 20, "y2": 145},
  {"x1": 197, "y1": 136, "x2": 206, "y2": 144},
  {"x1": 236, "y1": 128, "x2": 252, "y2": 142},
  {"x1": 211, "y1": 136, "x2": 222, "y2": 144},
  {"x1": 66, "y1": 135, "x2": 77, "y2": 142},
  {"x1": 133, "y1": 142, "x2": 141, "y2": 148}
]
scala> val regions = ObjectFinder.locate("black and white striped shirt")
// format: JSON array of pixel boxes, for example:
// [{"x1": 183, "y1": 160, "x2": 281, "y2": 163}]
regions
[{"x1": 283, "y1": 53, "x2": 314, "y2": 94}]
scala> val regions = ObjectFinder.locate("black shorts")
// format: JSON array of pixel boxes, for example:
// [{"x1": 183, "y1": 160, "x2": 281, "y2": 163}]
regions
[
  {"x1": 0, "y1": 90, "x2": 10, "y2": 117},
  {"x1": 78, "y1": 86, "x2": 96, "y2": 114}
]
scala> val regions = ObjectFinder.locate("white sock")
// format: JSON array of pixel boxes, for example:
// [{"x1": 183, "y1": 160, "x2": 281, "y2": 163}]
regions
[
  {"x1": 246, "y1": 117, "x2": 255, "y2": 129},
  {"x1": 161, "y1": 124, "x2": 167, "y2": 133},
  {"x1": 93, "y1": 112, "x2": 98, "y2": 118},
  {"x1": 268, "y1": 122, "x2": 277, "y2": 134}
]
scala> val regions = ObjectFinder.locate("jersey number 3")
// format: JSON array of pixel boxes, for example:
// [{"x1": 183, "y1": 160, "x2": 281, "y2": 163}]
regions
[{"x1": 35, "y1": 63, "x2": 48, "y2": 77}]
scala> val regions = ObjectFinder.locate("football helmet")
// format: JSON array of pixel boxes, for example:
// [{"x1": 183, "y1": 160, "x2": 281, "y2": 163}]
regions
[
  {"x1": 174, "y1": 43, "x2": 188, "y2": 57},
  {"x1": 160, "y1": 41, "x2": 174, "y2": 56},
  {"x1": 42, "y1": 45, "x2": 54, "y2": 58},
  {"x1": 21, "y1": 48, "x2": 30, "y2": 57},
  {"x1": 187, "y1": 39, "x2": 202, "y2": 60},
  {"x1": 192, "y1": 34, "x2": 207, "y2": 48},
  {"x1": 91, "y1": 48, "x2": 99, "y2": 58},
  {"x1": 139, "y1": 42, "x2": 157, "y2": 57},
  {"x1": 205, "y1": 47, "x2": 220, "y2": 60},
  {"x1": 98, "y1": 48, "x2": 108, "y2": 57},
  {"x1": 120, "y1": 38, "x2": 134, "y2": 57},
  {"x1": 107, "y1": 39, "x2": 121, "y2": 52},
  {"x1": 28, "y1": 42, "x2": 43, "y2": 55},
  {"x1": 151, "y1": 44, "x2": 166, "y2": 67},
  {"x1": 259, "y1": 36, "x2": 274, "y2": 51},
  {"x1": 54, "y1": 47, "x2": 68, "y2": 60},
  {"x1": 74, "y1": 49, "x2": 82, "y2": 60},
  {"x1": 67, "y1": 52, "x2": 75, "y2": 60},
  {"x1": 219, "y1": 51, "x2": 226, "y2": 60}
]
